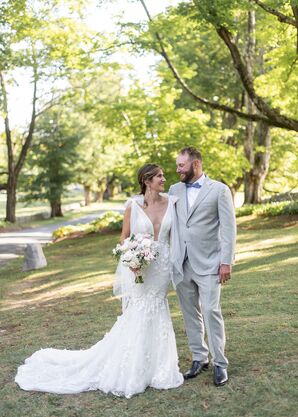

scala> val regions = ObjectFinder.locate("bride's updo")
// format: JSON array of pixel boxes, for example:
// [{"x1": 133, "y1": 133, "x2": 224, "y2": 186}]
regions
[{"x1": 137, "y1": 164, "x2": 162, "y2": 195}]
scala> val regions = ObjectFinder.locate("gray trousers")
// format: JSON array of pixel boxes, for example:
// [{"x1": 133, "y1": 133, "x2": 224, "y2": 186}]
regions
[{"x1": 176, "y1": 258, "x2": 228, "y2": 368}]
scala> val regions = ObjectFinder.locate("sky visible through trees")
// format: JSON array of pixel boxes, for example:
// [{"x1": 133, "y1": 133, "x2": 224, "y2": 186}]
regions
[{"x1": 0, "y1": 0, "x2": 297, "y2": 221}]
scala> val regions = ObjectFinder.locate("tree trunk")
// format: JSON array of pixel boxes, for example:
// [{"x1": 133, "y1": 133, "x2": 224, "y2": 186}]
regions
[
  {"x1": 229, "y1": 177, "x2": 243, "y2": 206},
  {"x1": 5, "y1": 175, "x2": 17, "y2": 223},
  {"x1": 1, "y1": 62, "x2": 38, "y2": 223},
  {"x1": 244, "y1": 121, "x2": 271, "y2": 203},
  {"x1": 243, "y1": 9, "x2": 271, "y2": 204},
  {"x1": 94, "y1": 191, "x2": 104, "y2": 203},
  {"x1": 50, "y1": 200, "x2": 63, "y2": 217},
  {"x1": 84, "y1": 185, "x2": 91, "y2": 206}
]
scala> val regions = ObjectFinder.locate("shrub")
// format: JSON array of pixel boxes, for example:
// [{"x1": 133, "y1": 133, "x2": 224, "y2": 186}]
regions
[
  {"x1": 235, "y1": 205, "x2": 254, "y2": 217},
  {"x1": 282, "y1": 201, "x2": 298, "y2": 215},
  {"x1": 90, "y1": 211, "x2": 123, "y2": 232},
  {"x1": 52, "y1": 224, "x2": 89, "y2": 240},
  {"x1": 236, "y1": 201, "x2": 298, "y2": 218},
  {"x1": 52, "y1": 211, "x2": 123, "y2": 240}
]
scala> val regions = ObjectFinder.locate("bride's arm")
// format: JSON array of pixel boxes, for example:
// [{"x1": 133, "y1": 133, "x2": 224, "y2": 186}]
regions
[{"x1": 120, "y1": 206, "x2": 131, "y2": 244}]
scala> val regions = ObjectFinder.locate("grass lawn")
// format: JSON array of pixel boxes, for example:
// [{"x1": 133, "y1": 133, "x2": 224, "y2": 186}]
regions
[
  {"x1": 0, "y1": 191, "x2": 86, "y2": 218},
  {"x1": 0, "y1": 199, "x2": 125, "y2": 232},
  {"x1": 0, "y1": 216, "x2": 297, "y2": 417}
]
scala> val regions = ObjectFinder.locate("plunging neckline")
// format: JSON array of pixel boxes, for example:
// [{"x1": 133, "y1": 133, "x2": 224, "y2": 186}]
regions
[{"x1": 135, "y1": 198, "x2": 170, "y2": 241}]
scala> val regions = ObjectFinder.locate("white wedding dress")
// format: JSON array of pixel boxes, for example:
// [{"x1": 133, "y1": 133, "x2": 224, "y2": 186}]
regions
[{"x1": 15, "y1": 195, "x2": 183, "y2": 398}]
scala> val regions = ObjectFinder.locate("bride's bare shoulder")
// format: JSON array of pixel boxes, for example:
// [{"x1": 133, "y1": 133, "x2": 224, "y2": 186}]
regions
[
  {"x1": 160, "y1": 193, "x2": 178, "y2": 204},
  {"x1": 124, "y1": 194, "x2": 144, "y2": 208}
]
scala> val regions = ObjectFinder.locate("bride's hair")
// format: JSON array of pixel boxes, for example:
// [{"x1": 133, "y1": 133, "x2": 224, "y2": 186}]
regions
[{"x1": 138, "y1": 164, "x2": 162, "y2": 195}]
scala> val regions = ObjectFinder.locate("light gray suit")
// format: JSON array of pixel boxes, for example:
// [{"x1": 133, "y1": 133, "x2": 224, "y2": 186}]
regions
[{"x1": 169, "y1": 176, "x2": 236, "y2": 368}]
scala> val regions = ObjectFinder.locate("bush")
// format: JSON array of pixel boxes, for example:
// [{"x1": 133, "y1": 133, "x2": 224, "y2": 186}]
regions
[
  {"x1": 236, "y1": 201, "x2": 298, "y2": 218},
  {"x1": 52, "y1": 224, "x2": 89, "y2": 240},
  {"x1": 235, "y1": 205, "x2": 254, "y2": 217},
  {"x1": 282, "y1": 201, "x2": 298, "y2": 215},
  {"x1": 52, "y1": 211, "x2": 123, "y2": 240},
  {"x1": 90, "y1": 211, "x2": 123, "y2": 232}
]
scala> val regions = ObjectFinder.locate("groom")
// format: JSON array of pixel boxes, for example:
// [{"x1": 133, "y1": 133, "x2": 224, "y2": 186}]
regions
[{"x1": 169, "y1": 146, "x2": 236, "y2": 386}]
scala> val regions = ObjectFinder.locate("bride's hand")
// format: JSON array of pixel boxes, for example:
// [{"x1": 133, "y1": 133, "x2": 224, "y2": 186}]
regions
[{"x1": 130, "y1": 267, "x2": 141, "y2": 274}]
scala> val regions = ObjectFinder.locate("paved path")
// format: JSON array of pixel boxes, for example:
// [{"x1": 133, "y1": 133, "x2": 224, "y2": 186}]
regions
[{"x1": 0, "y1": 210, "x2": 123, "y2": 267}]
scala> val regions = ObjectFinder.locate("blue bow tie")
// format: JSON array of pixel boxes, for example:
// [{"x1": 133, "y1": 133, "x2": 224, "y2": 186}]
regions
[{"x1": 185, "y1": 182, "x2": 202, "y2": 189}]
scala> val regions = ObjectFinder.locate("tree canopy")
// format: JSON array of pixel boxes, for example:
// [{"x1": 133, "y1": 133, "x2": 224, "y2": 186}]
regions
[{"x1": 1, "y1": 0, "x2": 297, "y2": 221}]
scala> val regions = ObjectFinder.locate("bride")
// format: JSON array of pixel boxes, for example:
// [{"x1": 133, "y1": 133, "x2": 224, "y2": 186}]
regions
[{"x1": 15, "y1": 164, "x2": 184, "y2": 398}]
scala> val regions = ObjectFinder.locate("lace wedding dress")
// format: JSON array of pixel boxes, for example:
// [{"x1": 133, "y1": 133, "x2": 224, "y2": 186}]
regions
[{"x1": 15, "y1": 195, "x2": 183, "y2": 398}]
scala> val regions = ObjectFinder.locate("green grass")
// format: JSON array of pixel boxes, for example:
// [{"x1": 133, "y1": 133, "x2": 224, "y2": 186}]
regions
[
  {"x1": 0, "y1": 216, "x2": 297, "y2": 417},
  {"x1": 0, "y1": 199, "x2": 125, "y2": 231},
  {"x1": 0, "y1": 191, "x2": 85, "y2": 218}
]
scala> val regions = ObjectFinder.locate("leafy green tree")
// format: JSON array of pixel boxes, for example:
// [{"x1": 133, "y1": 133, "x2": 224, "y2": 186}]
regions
[
  {"x1": 21, "y1": 109, "x2": 82, "y2": 217},
  {"x1": 138, "y1": 0, "x2": 298, "y2": 130},
  {"x1": 0, "y1": 0, "x2": 104, "y2": 222},
  {"x1": 119, "y1": 0, "x2": 297, "y2": 201},
  {"x1": 98, "y1": 82, "x2": 247, "y2": 196},
  {"x1": 68, "y1": 68, "x2": 129, "y2": 204}
]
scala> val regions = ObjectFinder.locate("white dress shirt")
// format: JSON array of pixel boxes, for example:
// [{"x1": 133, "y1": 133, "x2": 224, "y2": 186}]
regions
[{"x1": 186, "y1": 173, "x2": 206, "y2": 209}]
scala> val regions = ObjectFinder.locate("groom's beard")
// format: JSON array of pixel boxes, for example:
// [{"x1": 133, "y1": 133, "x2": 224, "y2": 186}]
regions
[{"x1": 180, "y1": 164, "x2": 195, "y2": 183}]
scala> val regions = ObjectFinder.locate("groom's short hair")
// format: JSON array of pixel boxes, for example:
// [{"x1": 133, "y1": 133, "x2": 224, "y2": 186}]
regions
[{"x1": 180, "y1": 147, "x2": 202, "y2": 162}]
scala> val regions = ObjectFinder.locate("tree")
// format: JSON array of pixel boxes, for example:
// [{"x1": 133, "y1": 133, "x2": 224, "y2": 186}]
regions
[
  {"x1": 21, "y1": 108, "x2": 82, "y2": 217},
  {"x1": 68, "y1": 68, "x2": 128, "y2": 204},
  {"x1": 97, "y1": 81, "x2": 247, "y2": 195},
  {"x1": 138, "y1": 0, "x2": 298, "y2": 132},
  {"x1": 0, "y1": 0, "x2": 103, "y2": 222},
  {"x1": 118, "y1": 0, "x2": 297, "y2": 201}
]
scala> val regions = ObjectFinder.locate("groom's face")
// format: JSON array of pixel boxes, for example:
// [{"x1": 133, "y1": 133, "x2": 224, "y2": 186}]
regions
[{"x1": 176, "y1": 153, "x2": 195, "y2": 183}]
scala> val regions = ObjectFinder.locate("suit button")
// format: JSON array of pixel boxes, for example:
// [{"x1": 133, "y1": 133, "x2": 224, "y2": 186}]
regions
[{"x1": 186, "y1": 225, "x2": 190, "y2": 229}]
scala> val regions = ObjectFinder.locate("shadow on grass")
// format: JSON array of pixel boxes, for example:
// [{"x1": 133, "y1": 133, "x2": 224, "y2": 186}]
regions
[
  {"x1": 234, "y1": 241, "x2": 297, "y2": 273},
  {"x1": 237, "y1": 214, "x2": 298, "y2": 230},
  {"x1": 1, "y1": 216, "x2": 298, "y2": 417}
]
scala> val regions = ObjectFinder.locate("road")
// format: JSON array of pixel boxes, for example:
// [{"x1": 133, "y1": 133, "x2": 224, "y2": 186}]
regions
[{"x1": 0, "y1": 210, "x2": 123, "y2": 267}]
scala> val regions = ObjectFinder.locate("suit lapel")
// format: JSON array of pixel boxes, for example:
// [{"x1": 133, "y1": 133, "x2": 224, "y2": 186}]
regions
[
  {"x1": 187, "y1": 177, "x2": 213, "y2": 220},
  {"x1": 176, "y1": 183, "x2": 188, "y2": 219}
]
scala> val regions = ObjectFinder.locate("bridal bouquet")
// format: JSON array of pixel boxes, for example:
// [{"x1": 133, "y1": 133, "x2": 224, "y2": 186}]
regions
[{"x1": 113, "y1": 233, "x2": 159, "y2": 283}]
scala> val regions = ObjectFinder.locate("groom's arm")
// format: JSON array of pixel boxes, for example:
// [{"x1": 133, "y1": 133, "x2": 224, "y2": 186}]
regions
[{"x1": 218, "y1": 185, "x2": 236, "y2": 282}]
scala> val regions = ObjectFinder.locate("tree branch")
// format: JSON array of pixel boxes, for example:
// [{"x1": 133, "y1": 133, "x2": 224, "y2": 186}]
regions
[
  {"x1": 216, "y1": 26, "x2": 298, "y2": 131},
  {"x1": 15, "y1": 47, "x2": 38, "y2": 178},
  {"x1": 290, "y1": 2, "x2": 298, "y2": 53},
  {"x1": 35, "y1": 97, "x2": 60, "y2": 118},
  {"x1": 252, "y1": 0, "x2": 297, "y2": 27},
  {"x1": 0, "y1": 71, "x2": 14, "y2": 169},
  {"x1": 138, "y1": 0, "x2": 298, "y2": 131},
  {"x1": 120, "y1": 109, "x2": 141, "y2": 157}
]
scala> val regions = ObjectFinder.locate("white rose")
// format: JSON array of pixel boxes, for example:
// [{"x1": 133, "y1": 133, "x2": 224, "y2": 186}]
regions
[
  {"x1": 142, "y1": 238, "x2": 152, "y2": 248},
  {"x1": 122, "y1": 251, "x2": 133, "y2": 262}
]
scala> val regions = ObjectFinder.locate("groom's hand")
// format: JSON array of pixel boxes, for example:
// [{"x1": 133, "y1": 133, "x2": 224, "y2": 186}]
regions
[{"x1": 219, "y1": 264, "x2": 231, "y2": 284}]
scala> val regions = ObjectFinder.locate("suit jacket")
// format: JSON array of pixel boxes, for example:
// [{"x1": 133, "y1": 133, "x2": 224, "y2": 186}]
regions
[{"x1": 169, "y1": 176, "x2": 236, "y2": 286}]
